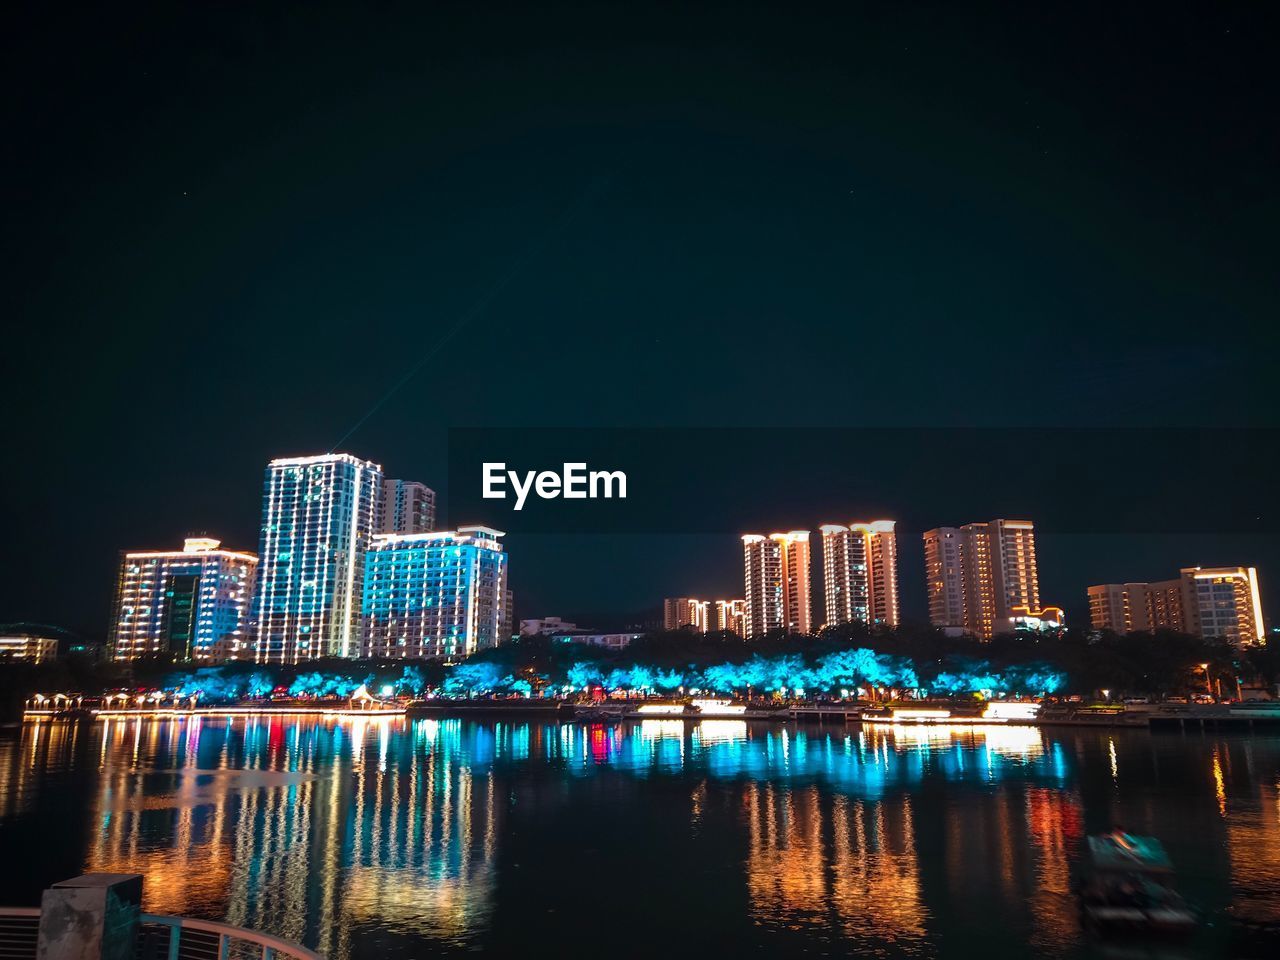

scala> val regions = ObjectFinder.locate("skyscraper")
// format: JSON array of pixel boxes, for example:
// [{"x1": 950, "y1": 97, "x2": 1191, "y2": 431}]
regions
[
  {"x1": 820, "y1": 520, "x2": 900, "y2": 628},
  {"x1": 111, "y1": 537, "x2": 257, "y2": 661},
  {"x1": 742, "y1": 531, "x2": 811, "y2": 637},
  {"x1": 361, "y1": 526, "x2": 510, "y2": 659},
  {"x1": 1088, "y1": 566, "x2": 1265, "y2": 643},
  {"x1": 253, "y1": 453, "x2": 383, "y2": 663},
  {"x1": 378, "y1": 479, "x2": 436, "y2": 534},
  {"x1": 922, "y1": 519, "x2": 1043, "y2": 638}
]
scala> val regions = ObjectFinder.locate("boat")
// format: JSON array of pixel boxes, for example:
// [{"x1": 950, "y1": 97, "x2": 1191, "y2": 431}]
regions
[{"x1": 1077, "y1": 832, "x2": 1197, "y2": 937}]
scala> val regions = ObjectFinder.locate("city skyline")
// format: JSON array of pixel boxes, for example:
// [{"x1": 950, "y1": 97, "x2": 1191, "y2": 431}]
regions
[
  {"x1": 95, "y1": 449, "x2": 1270, "y2": 658},
  {"x1": 7, "y1": 3, "x2": 1277, "y2": 648},
  {"x1": 5, "y1": 5, "x2": 1279, "y2": 959}
]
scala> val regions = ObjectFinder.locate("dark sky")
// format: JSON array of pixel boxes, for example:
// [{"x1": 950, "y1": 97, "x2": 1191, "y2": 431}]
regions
[{"x1": 5, "y1": 2, "x2": 1278, "y2": 638}]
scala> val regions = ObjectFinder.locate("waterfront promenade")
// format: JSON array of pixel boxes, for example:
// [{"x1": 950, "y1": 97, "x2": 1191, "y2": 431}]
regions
[{"x1": 19, "y1": 696, "x2": 1280, "y2": 729}]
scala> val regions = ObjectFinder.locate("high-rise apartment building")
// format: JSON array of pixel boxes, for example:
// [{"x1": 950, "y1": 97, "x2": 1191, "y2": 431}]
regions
[
  {"x1": 111, "y1": 537, "x2": 257, "y2": 661},
  {"x1": 1087, "y1": 583, "x2": 1152, "y2": 634},
  {"x1": 819, "y1": 520, "x2": 900, "y2": 628},
  {"x1": 1185, "y1": 567, "x2": 1266, "y2": 643},
  {"x1": 663, "y1": 597, "x2": 709, "y2": 631},
  {"x1": 1088, "y1": 566, "x2": 1265, "y2": 644},
  {"x1": 922, "y1": 519, "x2": 1043, "y2": 638},
  {"x1": 378, "y1": 479, "x2": 436, "y2": 534},
  {"x1": 713, "y1": 598, "x2": 746, "y2": 636},
  {"x1": 253, "y1": 453, "x2": 383, "y2": 663},
  {"x1": 361, "y1": 526, "x2": 510, "y2": 660},
  {"x1": 664, "y1": 597, "x2": 743, "y2": 633},
  {"x1": 742, "y1": 531, "x2": 811, "y2": 637},
  {"x1": 923, "y1": 527, "x2": 965, "y2": 628}
]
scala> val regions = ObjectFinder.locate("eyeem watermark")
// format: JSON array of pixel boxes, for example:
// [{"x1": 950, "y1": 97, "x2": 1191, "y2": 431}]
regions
[{"x1": 482, "y1": 462, "x2": 628, "y2": 511}]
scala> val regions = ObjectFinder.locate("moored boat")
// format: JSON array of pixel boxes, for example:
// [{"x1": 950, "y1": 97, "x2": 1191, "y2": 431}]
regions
[{"x1": 1077, "y1": 832, "x2": 1197, "y2": 937}]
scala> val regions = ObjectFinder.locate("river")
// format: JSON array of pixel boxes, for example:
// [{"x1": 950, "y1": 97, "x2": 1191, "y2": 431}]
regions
[{"x1": 1, "y1": 717, "x2": 1278, "y2": 958}]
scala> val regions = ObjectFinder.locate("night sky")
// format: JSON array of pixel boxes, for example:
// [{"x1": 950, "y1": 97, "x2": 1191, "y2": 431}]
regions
[{"x1": 5, "y1": 2, "x2": 1278, "y2": 638}]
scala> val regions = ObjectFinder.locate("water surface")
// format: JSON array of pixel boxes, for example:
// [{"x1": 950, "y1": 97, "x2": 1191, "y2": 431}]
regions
[{"x1": 1, "y1": 717, "x2": 1278, "y2": 958}]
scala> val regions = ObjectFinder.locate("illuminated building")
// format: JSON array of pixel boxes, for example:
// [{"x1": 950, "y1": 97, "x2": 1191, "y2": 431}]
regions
[
  {"x1": 253, "y1": 453, "x2": 383, "y2": 663},
  {"x1": 820, "y1": 520, "x2": 900, "y2": 628},
  {"x1": 1183, "y1": 567, "x2": 1265, "y2": 643},
  {"x1": 664, "y1": 597, "x2": 744, "y2": 634},
  {"x1": 502, "y1": 587, "x2": 514, "y2": 639},
  {"x1": 663, "y1": 597, "x2": 709, "y2": 631},
  {"x1": 742, "y1": 531, "x2": 811, "y2": 636},
  {"x1": 922, "y1": 519, "x2": 1044, "y2": 638},
  {"x1": 557, "y1": 631, "x2": 643, "y2": 650},
  {"x1": 519, "y1": 616, "x2": 579, "y2": 636},
  {"x1": 713, "y1": 598, "x2": 746, "y2": 635},
  {"x1": 378, "y1": 478, "x2": 436, "y2": 533},
  {"x1": 361, "y1": 526, "x2": 509, "y2": 659},
  {"x1": 1089, "y1": 567, "x2": 1265, "y2": 643},
  {"x1": 110, "y1": 537, "x2": 257, "y2": 661},
  {"x1": 0, "y1": 633, "x2": 60, "y2": 663},
  {"x1": 1087, "y1": 582, "x2": 1142, "y2": 633},
  {"x1": 923, "y1": 527, "x2": 964, "y2": 627},
  {"x1": 1087, "y1": 581, "x2": 1179, "y2": 634},
  {"x1": 1007, "y1": 605, "x2": 1065, "y2": 634}
]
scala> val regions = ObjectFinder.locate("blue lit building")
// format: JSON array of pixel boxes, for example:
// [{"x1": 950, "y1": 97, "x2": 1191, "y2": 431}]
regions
[
  {"x1": 361, "y1": 526, "x2": 510, "y2": 660},
  {"x1": 111, "y1": 538, "x2": 257, "y2": 661},
  {"x1": 253, "y1": 453, "x2": 383, "y2": 663}
]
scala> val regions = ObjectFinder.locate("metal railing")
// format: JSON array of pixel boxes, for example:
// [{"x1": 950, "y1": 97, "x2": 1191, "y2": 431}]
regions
[
  {"x1": 0, "y1": 909, "x2": 321, "y2": 960},
  {"x1": 0, "y1": 908, "x2": 39, "y2": 960}
]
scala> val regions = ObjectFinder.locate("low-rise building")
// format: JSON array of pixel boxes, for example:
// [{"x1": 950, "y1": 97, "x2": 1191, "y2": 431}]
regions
[
  {"x1": 556, "y1": 632, "x2": 643, "y2": 651},
  {"x1": 520, "y1": 617, "x2": 581, "y2": 636}
]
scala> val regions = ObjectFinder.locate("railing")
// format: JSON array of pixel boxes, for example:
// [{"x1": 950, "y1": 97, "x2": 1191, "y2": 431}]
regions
[
  {"x1": 0, "y1": 909, "x2": 321, "y2": 960},
  {"x1": 0, "y1": 908, "x2": 39, "y2": 960}
]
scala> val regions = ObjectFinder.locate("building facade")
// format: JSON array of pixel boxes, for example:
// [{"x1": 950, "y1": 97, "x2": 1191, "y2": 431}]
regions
[
  {"x1": 922, "y1": 519, "x2": 1043, "y2": 639},
  {"x1": 1185, "y1": 567, "x2": 1265, "y2": 643},
  {"x1": 663, "y1": 597, "x2": 709, "y2": 631},
  {"x1": 1089, "y1": 566, "x2": 1265, "y2": 644},
  {"x1": 820, "y1": 520, "x2": 900, "y2": 629},
  {"x1": 1087, "y1": 581, "x2": 1182, "y2": 634},
  {"x1": 713, "y1": 598, "x2": 746, "y2": 636},
  {"x1": 0, "y1": 633, "x2": 60, "y2": 663},
  {"x1": 378, "y1": 479, "x2": 436, "y2": 534},
  {"x1": 557, "y1": 631, "x2": 643, "y2": 650},
  {"x1": 923, "y1": 527, "x2": 965, "y2": 628},
  {"x1": 253, "y1": 453, "x2": 384, "y2": 663},
  {"x1": 664, "y1": 597, "x2": 744, "y2": 633},
  {"x1": 361, "y1": 526, "x2": 510, "y2": 660},
  {"x1": 742, "y1": 531, "x2": 811, "y2": 637},
  {"x1": 520, "y1": 616, "x2": 580, "y2": 636},
  {"x1": 111, "y1": 537, "x2": 257, "y2": 661}
]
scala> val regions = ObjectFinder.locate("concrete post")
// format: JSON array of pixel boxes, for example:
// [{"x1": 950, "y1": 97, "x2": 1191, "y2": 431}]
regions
[{"x1": 37, "y1": 874, "x2": 144, "y2": 960}]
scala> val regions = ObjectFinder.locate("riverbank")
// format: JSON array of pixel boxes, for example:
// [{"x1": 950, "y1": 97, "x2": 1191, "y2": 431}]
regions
[{"x1": 20, "y1": 698, "x2": 1280, "y2": 729}]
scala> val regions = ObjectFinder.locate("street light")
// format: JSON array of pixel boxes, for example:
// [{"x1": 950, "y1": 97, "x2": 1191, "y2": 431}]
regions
[{"x1": 1199, "y1": 663, "x2": 1212, "y2": 697}]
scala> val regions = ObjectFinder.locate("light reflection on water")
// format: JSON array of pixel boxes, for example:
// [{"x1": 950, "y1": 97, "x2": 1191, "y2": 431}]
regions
[{"x1": 1, "y1": 717, "x2": 1279, "y2": 959}]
